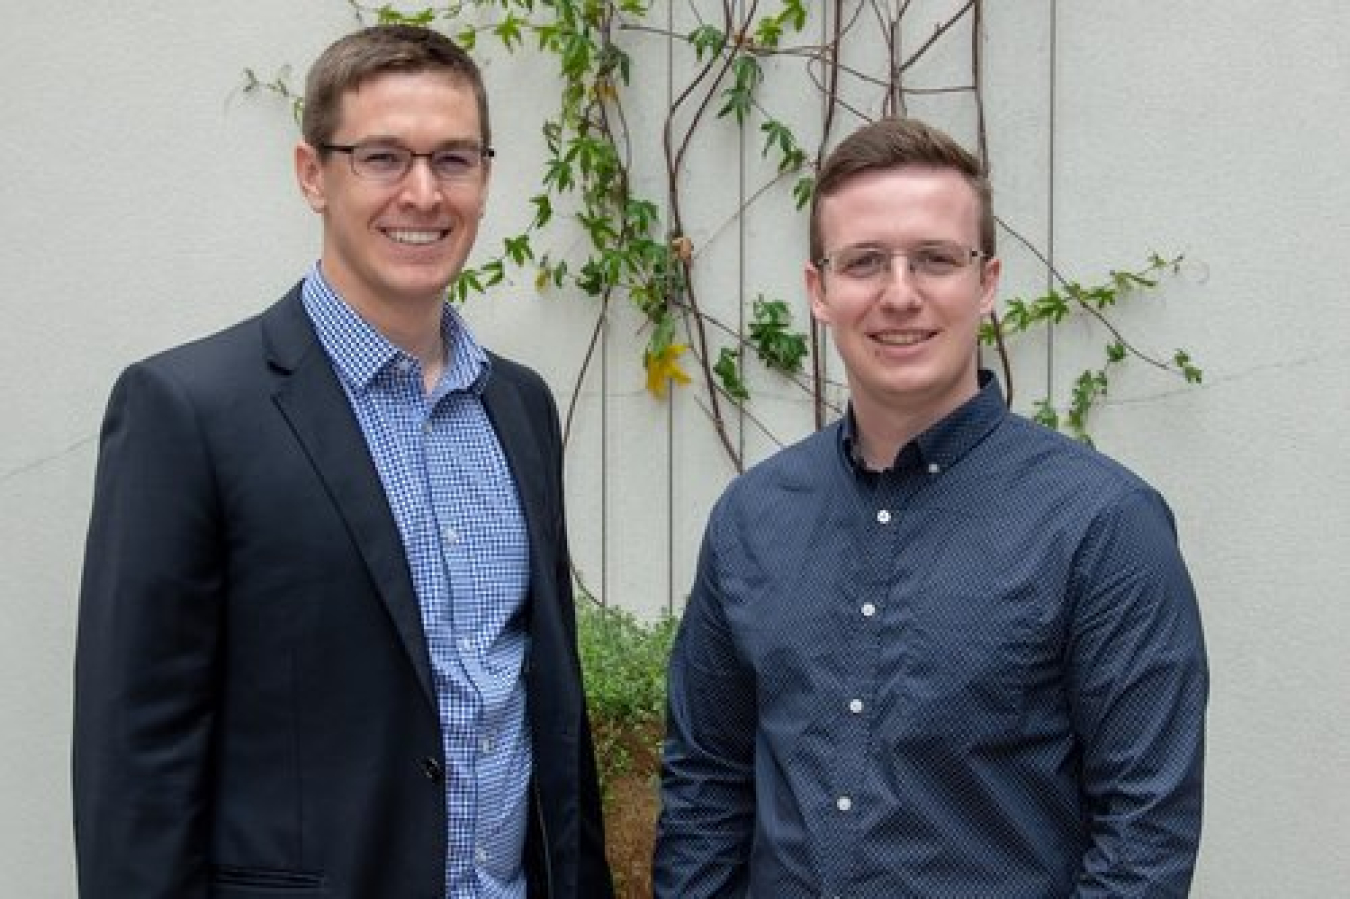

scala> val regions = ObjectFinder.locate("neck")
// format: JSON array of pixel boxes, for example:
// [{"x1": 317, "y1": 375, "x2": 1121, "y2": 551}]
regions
[
  {"x1": 366, "y1": 302, "x2": 446, "y2": 392},
  {"x1": 318, "y1": 265, "x2": 448, "y2": 389},
  {"x1": 850, "y1": 405, "x2": 926, "y2": 472},
  {"x1": 849, "y1": 382, "x2": 979, "y2": 471}
]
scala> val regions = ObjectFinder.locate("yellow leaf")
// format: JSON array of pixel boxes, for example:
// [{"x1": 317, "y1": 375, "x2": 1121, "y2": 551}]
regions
[{"x1": 644, "y1": 343, "x2": 692, "y2": 398}]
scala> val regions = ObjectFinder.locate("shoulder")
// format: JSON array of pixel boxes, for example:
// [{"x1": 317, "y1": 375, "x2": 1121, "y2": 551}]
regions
[
  {"x1": 989, "y1": 415, "x2": 1183, "y2": 570},
  {"x1": 110, "y1": 289, "x2": 304, "y2": 408},
  {"x1": 993, "y1": 412, "x2": 1159, "y2": 504},
  {"x1": 709, "y1": 424, "x2": 841, "y2": 528},
  {"x1": 486, "y1": 349, "x2": 550, "y2": 395},
  {"x1": 484, "y1": 350, "x2": 559, "y2": 423}
]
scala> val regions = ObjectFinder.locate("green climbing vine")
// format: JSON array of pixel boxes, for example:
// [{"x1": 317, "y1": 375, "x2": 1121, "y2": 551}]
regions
[{"x1": 245, "y1": 0, "x2": 1203, "y2": 464}]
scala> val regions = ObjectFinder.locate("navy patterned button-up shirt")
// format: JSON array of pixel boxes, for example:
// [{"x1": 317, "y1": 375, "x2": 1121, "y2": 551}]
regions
[
  {"x1": 656, "y1": 371, "x2": 1208, "y2": 898},
  {"x1": 303, "y1": 266, "x2": 531, "y2": 899}
]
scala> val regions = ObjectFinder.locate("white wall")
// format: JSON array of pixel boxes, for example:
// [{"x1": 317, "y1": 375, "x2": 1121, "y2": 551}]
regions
[{"x1": 2, "y1": 1, "x2": 1347, "y2": 895}]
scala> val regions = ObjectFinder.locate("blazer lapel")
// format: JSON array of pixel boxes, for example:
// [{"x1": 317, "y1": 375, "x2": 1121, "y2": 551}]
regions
[
  {"x1": 481, "y1": 368, "x2": 551, "y2": 584},
  {"x1": 260, "y1": 288, "x2": 436, "y2": 707}
]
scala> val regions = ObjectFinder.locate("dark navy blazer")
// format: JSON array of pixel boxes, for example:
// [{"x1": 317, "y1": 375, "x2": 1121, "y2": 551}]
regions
[{"x1": 74, "y1": 285, "x2": 612, "y2": 898}]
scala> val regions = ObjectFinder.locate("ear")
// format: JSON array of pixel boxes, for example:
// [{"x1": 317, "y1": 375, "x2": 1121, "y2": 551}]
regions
[
  {"x1": 806, "y1": 261, "x2": 832, "y2": 326},
  {"x1": 977, "y1": 255, "x2": 1001, "y2": 317},
  {"x1": 295, "y1": 142, "x2": 327, "y2": 213}
]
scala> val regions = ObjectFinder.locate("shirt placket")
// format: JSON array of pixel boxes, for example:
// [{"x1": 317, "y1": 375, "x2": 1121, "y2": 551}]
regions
[{"x1": 824, "y1": 471, "x2": 910, "y2": 898}]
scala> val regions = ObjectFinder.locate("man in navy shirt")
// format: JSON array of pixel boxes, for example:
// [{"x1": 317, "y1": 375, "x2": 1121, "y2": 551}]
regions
[{"x1": 654, "y1": 117, "x2": 1208, "y2": 897}]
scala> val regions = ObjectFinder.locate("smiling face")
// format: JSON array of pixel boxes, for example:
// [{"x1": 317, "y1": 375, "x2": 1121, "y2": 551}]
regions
[
  {"x1": 806, "y1": 165, "x2": 1000, "y2": 435},
  {"x1": 295, "y1": 70, "x2": 488, "y2": 320}
]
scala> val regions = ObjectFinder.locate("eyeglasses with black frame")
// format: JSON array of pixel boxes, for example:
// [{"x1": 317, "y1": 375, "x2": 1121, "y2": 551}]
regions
[
  {"x1": 320, "y1": 141, "x2": 495, "y2": 184},
  {"x1": 818, "y1": 242, "x2": 989, "y2": 282}
]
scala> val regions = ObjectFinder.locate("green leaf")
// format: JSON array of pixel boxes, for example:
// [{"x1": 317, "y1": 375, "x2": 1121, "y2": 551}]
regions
[
  {"x1": 1175, "y1": 349, "x2": 1204, "y2": 383},
  {"x1": 625, "y1": 198, "x2": 661, "y2": 235},
  {"x1": 453, "y1": 267, "x2": 484, "y2": 302},
  {"x1": 718, "y1": 55, "x2": 763, "y2": 123},
  {"x1": 504, "y1": 234, "x2": 535, "y2": 266},
  {"x1": 530, "y1": 193, "x2": 553, "y2": 228},
  {"x1": 1032, "y1": 398, "x2": 1060, "y2": 431},
  {"x1": 714, "y1": 347, "x2": 751, "y2": 402},
  {"x1": 748, "y1": 297, "x2": 808, "y2": 373},
  {"x1": 561, "y1": 32, "x2": 595, "y2": 78},
  {"x1": 759, "y1": 119, "x2": 804, "y2": 172},
  {"x1": 543, "y1": 156, "x2": 575, "y2": 192},
  {"x1": 576, "y1": 258, "x2": 606, "y2": 296},
  {"x1": 375, "y1": 5, "x2": 436, "y2": 26},
  {"x1": 780, "y1": 0, "x2": 808, "y2": 31},
  {"x1": 1034, "y1": 290, "x2": 1071, "y2": 323},
  {"x1": 792, "y1": 175, "x2": 814, "y2": 210},
  {"x1": 689, "y1": 25, "x2": 726, "y2": 61},
  {"x1": 754, "y1": 16, "x2": 784, "y2": 49},
  {"x1": 597, "y1": 44, "x2": 633, "y2": 84},
  {"x1": 493, "y1": 14, "x2": 525, "y2": 51}
]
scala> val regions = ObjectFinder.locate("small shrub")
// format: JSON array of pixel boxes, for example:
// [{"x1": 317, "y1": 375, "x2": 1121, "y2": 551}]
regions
[{"x1": 576, "y1": 600, "x2": 679, "y2": 899}]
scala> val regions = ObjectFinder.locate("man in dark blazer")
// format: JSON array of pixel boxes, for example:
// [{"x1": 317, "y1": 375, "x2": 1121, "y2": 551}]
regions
[{"x1": 72, "y1": 25, "x2": 612, "y2": 899}]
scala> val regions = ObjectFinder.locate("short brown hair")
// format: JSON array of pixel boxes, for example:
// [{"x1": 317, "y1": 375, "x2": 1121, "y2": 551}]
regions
[
  {"x1": 301, "y1": 24, "x2": 490, "y2": 150},
  {"x1": 809, "y1": 117, "x2": 994, "y2": 263}
]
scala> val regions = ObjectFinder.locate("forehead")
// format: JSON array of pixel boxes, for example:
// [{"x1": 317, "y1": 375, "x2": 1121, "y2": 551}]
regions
[
  {"x1": 819, "y1": 165, "x2": 982, "y2": 245},
  {"x1": 334, "y1": 70, "x2": 479, "y2": 138}
]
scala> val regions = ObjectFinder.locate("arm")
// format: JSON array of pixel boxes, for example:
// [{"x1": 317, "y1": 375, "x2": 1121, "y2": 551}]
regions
[
  {"x1": 653, "y1": 527, "x2": 757, "y2": 899},
  {"x1": 72, "y1": 362, "x2": 224, "y2": 898},
  {"x1": 1067, "y1": 488, "x2": 1209, "y2": 897},
  {"x1": 543, "y1": 388, "x2": 614, "y2": 899}
]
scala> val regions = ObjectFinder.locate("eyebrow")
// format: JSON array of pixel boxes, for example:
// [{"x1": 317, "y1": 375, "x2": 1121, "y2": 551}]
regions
[
  {"x1": 841, "y1": 239, "x2": 966, "y2": 250},
  {"x1": 348, "y1": 136, "x2": 486, "y2": 151}
]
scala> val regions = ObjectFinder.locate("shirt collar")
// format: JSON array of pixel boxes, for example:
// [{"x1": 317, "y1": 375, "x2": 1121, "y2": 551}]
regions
[
  {"x1": 300, "y1": 262, "x2": 491, "y2": 395},
  {"x1": 840, "y1": 369, "x2": 1007, "y2": 476}
]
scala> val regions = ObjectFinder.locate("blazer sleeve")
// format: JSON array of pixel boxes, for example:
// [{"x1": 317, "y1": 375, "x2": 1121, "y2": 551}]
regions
[
  {"x1": 73, "y1": 361, "x2": 225, "y2": 898},
  {"x1": 540, "y1": 378, "x2": 614, "y2": 898}
]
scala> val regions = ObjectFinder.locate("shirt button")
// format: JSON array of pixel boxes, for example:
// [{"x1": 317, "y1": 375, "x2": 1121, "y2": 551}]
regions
[
  {"x1": 480, "y1": 735, "x2": 494, "y2": 754},
  {"x1": 848, "y1": 699, "x2": 864, "y2": 714},
  {"x1": 927, "y1": 462, "x2": 941, "y2": 474},
  {"x1": 443, "y1": 526, "x2": 459, "y2": 545},
  {"x1": 836, "y1": 795, "x2": 852, "y2": 812},
  {"x1": 861, "y1": 602, "x2": 876, "y2": 618},
  {"x1": 474, "y1": 846, "x2": 488, "y2": 865},
  {"x1": 876, "y1": 509, "x2": 891, "y2": 524}
]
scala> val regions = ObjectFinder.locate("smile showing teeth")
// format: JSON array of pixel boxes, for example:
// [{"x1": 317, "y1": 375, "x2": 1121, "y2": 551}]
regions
[
  {"x1": 385, "y1": 228, "x2": 445, "y2": 245},
  {"x1": 874, "y1": 330, "x2": 932, "y2": 347}
]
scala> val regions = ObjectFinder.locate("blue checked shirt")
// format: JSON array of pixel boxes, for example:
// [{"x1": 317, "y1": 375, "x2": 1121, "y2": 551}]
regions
[
  {"x1": 303, "y1": 266, "x2": 531, "y2": 899},
  {"x1": 656, "y1": 371, "x2": 1208, "y2": 898}
]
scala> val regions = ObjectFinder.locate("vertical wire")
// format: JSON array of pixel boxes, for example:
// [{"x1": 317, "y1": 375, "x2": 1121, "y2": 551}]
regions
[
  {"x1": 600, "y1": 228, "x2": 609, "y2": 604},
  {"x1": 665, "y1": 0, "x2": 677, "y2": 616},
  {"x1": 815, "y1": 0, "x2": 834, "y2": 432},
  {"x1": 736, "y1": 0, "x2": 748, "y2": 465},
  {"x1": 1045, "y1": 0, "x2": 1058, "y2": 400}
]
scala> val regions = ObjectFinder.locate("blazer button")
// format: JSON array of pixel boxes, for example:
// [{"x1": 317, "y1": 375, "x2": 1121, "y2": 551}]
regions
[{"x1": 421, "y1": 757, "x2": 444, "y2": 783}]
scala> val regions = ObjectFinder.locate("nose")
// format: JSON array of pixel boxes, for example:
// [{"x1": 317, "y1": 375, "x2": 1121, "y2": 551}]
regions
[
  {"x1": 877, "y1": 256, "x2": 923, "y2": 309},
  {"x1": 397, "y1": 157, "x2": 443, "y2": 208}
]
